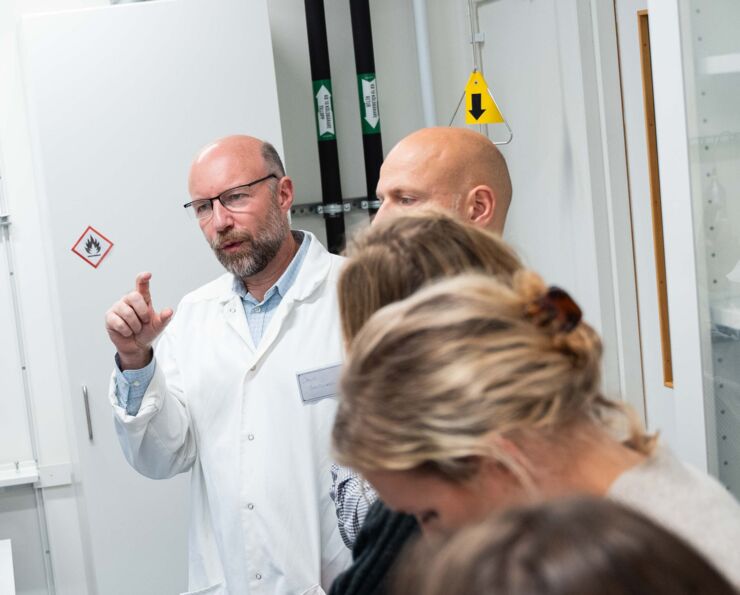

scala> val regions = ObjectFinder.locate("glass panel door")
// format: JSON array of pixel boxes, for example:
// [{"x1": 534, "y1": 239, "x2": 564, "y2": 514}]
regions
[{"x1": 679, "y1": 0, "x2": 740, "y2": 498}]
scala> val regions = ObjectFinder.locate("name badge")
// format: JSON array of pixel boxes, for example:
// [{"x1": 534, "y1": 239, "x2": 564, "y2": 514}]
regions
[{"x1": 296, "y1": 363, "x2": 342, "y2": 404}]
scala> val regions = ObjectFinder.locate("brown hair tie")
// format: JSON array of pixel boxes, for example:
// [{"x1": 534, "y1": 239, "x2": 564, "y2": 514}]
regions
[{"x1": 526, "y1": 286, "x2": 582, "y2": 333}]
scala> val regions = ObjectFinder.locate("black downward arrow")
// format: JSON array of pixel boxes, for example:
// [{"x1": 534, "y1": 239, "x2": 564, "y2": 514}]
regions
[{"x1": 469, "y1": 93, "x2": 486, "y2": 120}]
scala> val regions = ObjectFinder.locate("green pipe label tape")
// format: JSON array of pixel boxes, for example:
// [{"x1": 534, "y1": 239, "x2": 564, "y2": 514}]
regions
[
  {"x1": 357, "y1": 74, "x2": 381, "y2": 135},
  {"x1": 313, "y1": 79, "x2": 337, "y2": 141}
]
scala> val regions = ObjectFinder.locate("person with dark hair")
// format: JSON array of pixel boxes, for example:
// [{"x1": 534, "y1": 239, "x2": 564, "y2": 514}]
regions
[
  {"x1": 393, "y1": 497, "x2": 738, "y2": 595},
  {"x1": 104, "y1": 135, "x2": 350, "y2": 593}
]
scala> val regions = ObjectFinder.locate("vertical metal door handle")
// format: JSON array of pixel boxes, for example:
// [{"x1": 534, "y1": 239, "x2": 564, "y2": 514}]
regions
[{"x1": 82, "y1": 385, "x2": 93, "y2": 441}]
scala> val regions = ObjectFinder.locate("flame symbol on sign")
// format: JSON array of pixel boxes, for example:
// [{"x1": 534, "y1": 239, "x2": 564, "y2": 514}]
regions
[{"x1": 84, "y1": 236, "x2": 101, "y2": 255}]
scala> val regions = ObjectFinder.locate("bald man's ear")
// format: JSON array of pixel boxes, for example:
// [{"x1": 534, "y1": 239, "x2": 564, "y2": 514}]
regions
[
  {"x1": 277, "y1": 176, "x2": 295, "y2": 212},
  {"x1": 465, "y1": 185, "x2": 496, "y2": 229}
]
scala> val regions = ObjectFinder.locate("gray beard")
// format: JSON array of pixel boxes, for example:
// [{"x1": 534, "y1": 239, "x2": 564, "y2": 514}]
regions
[{"x1": 210, "y1": 202, "x2": 289, "y2": 279}]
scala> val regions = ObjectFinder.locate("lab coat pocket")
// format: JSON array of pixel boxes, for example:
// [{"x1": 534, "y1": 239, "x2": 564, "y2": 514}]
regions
[
  {"x1": 180, "y1": 582, "x2": 225, "y2": 595},
  {"x1": 301, "y1": 586, "x2": 327, "y2": 595}
]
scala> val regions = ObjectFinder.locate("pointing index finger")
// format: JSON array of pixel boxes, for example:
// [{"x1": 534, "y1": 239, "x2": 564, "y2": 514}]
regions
[{"x1": 136, "y1": 272, "x2": 152, "y2": 305}]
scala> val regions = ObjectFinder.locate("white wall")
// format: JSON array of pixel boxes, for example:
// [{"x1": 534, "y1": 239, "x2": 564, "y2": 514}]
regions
[{"x1": 440, "y1": 0, "x2": 635, "y2": 405}]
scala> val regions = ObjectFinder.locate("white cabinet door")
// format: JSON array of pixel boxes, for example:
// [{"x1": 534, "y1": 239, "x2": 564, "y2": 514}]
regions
[
  {"x1": 19, "y1": 1, "x2": 283, "y2": 593},
  {"x1": 612, "y1": 0, "x2": 740, "y2": 489},
  {"x1": 650, "y1": 0, "x2": 740, "y2": 493},
  {"x1": 618, "y1": 0, "x2": 709, "y2": 472},
  {"x1": 614, "y1": 1, "x2": 679, "y2": 447}
]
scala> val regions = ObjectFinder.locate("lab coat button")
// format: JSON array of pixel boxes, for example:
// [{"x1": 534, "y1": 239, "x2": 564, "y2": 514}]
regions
[
  {"x1": 248, "y1": 434, "x2": 254, "y2": 441},
  {"x1": 247, "y1": 503, "x2": 254, "y2": 510},
  {"x1": 255, "y1": 573, "x2": 262, "y2": 580}
]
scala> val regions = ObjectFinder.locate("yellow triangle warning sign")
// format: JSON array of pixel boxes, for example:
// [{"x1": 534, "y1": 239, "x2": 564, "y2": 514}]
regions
[{"x1": 464, "y1": 71, "x2": 505, "y2": 125}]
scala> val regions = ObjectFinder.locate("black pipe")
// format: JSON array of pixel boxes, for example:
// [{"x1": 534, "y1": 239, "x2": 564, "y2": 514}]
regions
[
  {"x1": 305, "y1": 0, "x2": 346, "y2": 254},
  {"x1": 349, "y1": 0, "x2": 384, "y2": 219}
]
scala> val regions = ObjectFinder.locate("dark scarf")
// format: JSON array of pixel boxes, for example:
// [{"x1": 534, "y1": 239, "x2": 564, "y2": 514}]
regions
[{"x1": 329, "y1": 500, "x2": 420, "y2": 595}]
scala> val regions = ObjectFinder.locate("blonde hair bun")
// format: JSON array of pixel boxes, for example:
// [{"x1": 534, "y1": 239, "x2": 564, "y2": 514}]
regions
[{"x1": 333, "y1": 271, "x2": 655, "y2": 480}]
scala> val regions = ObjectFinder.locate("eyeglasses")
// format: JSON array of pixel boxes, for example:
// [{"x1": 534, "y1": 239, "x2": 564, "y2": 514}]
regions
[{"x1": 183, "y1": 173, "x2": 278, "y2": 221}]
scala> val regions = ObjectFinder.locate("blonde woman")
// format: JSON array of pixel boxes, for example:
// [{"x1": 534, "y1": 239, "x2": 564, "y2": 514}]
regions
[
  {"x1": 333, "y1": 273, "x2": 740, "y2": 588},
  {"x1": 328, "y1": 212, "x2": 522, "y2": 595}
]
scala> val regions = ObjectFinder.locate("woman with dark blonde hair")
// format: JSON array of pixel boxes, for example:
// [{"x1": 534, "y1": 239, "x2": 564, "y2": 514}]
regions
[
  {"x1": 328, "y1": 212, "x2": 523, "y2": 595},
  {"x1": 393, "y1": 497, "x2": 738, "y2": 595},
  {"x1": 336, "y1": 208, "x2": 521, "y2": 343},
  {"x1": 333, "y1": 272, "x2": 740, "y2": 587}
]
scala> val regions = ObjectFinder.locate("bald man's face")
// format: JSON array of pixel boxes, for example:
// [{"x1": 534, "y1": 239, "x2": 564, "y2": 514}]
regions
[
  {"x1": 374, "y1": 138, "x2": 464, "y2": 225},
  {"x1": 188, "y1": 141, "x2": 291, "y2": 278}
]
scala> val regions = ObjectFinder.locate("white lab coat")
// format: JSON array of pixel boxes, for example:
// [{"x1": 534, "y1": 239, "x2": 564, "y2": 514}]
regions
[{"x1": 109, "y1": 232, "x2": 351, "y2": 594}]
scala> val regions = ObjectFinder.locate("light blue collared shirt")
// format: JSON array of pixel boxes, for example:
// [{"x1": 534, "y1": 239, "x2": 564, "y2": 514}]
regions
[
  {"x1": 115, "y1": 232, "x2": 310, "y2": 416},
  {"x1": 232, "y1": 231, "x2": 310, "y2": 347}
]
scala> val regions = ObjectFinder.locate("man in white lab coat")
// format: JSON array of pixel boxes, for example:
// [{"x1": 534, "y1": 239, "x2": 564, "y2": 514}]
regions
[{"x1": 105, "y1": 135, "x2": 350, "y2": 594}]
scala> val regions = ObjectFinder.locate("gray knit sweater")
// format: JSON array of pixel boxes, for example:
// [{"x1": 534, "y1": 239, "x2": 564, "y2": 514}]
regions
[{"x1": 609, "y1": 445, "x2": 740, "y2": 588}]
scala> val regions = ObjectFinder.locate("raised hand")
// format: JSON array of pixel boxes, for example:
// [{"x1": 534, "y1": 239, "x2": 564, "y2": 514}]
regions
[{"x1": 105, "y1": 272, "x2": 174, "y2": 370}]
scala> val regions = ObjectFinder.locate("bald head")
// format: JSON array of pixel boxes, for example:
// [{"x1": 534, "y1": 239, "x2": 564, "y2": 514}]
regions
[
  {"x1": 375, "y1": 127, "x2": 512, "y2": 232},
  {"x1": 188, "y1": 135, "x2": 285, "y2": 199}
]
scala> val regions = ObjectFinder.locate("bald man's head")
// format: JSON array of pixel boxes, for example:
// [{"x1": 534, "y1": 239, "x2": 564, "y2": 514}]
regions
[
  {"x1": 186, "y1": 135, "x2": 295, "y2": 280},
  {"x1": 188, "y1": 135, "x2": 285, "y2": 198},
  {"x1": 374, "y1": 127, "x2": 512, "y2": 232}
]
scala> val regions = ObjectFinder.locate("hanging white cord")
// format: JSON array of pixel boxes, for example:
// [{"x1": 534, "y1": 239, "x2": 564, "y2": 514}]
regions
[
  {"x1": 466, "y1": 0, "x2": 486, "y2": 136},
  {"x1": 413, "y1": 0, "x2": 438, "y2": 127}
]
